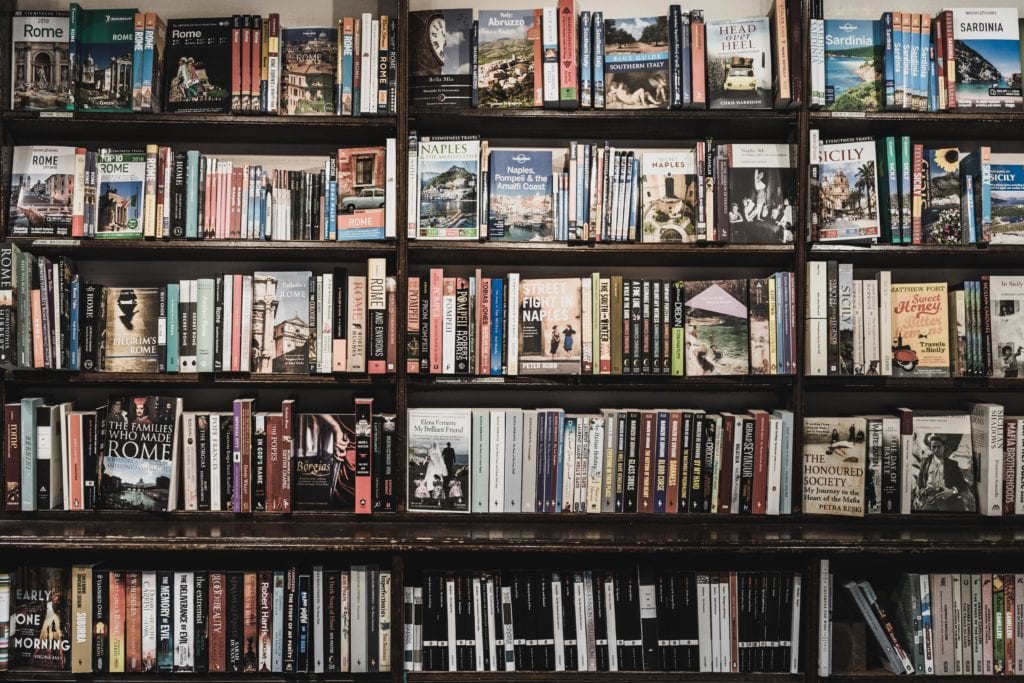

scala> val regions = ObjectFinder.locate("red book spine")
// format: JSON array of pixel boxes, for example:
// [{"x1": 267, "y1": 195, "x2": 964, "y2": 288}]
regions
[
  {"x1": 209, "y1": 572, "x2": 226, "y2": 672},
  {"x1": 31, "y1": 289, "x2": 43, "y2": 368},
  {"x1": 407, "y1": 276, "x2": 420, "y2": 374},
  {"x1": 241, "y1": 16, "x2": 252, "y2": 112},
  {"x1": 125, "y1": 572, "x2": 142, "y2": 672},
  {"x1": 717, "y1": 415, "x2": 735, "y2": 513},
  {"x1": 750, "y1": 410, "x2": 770, "y2": 515},
  {"x1": 911, "y1": 143, "x2": 924, "y2": 244},
  {"x1": 690, "y1": 15, "x2": 706, "y2": 107},
  {"x1": 638, "y1": 411, "x2": 656, "y2": 513},
  {"x1": 243, "y1": 572, "x2": 257, "y2": 672},
  {"x1": 664, "y1": 410, "x2": 681, "y2": 513},
  {"x1": 154, "y1": 146, "x2": 166, "y2": 238},
  {"x1": 386, "y1": 276, "x2": 397, "y2": 373},
  {"x1": 354, "y1": 398, "x2": 373, "y2": 514},
  {"x1": 204, "y1": 158, "x2": 215, "y2": 237},
  {"x1": 4, "y1": 403, "x2": 20, "y2": 511},
  {"x1": 480, "y1": 278, "x2": 492, "y2": 376},
  {"x1": 231, "y1": 167, "x2": 244, "y2": 239},
  {"x1": 473, "y1": 269, "x2": 483, "y2": 374},
  {"x1": 556, "y1": 0, "x2": 578, "y2": 109},
  {"x1": 933, "y1": 14, "x2": 946, "y2": 110},
  {"x1": 231, "y1": 274, "x2": 243, "y2": 371},
  {"x1": 280, "y1": 399, "x2": 294, "y2": 512},
  {"x1": 231, "y1": 16, "x2": 242, "y2": 112},
  {"x1": 943, "y1": 10, "x2": 956, "y2": 109},
  {"x1": 429, "y1": 268, "x2": 443, "y2": 373}
]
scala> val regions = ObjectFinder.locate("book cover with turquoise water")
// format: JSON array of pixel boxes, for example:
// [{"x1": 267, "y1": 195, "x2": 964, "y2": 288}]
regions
[
  {"x1": 951, "y1": 8, "x2": 1022, "y2": 110},
  {"x1": 824, "y1": 19, "x2": 883, "y2": 111}
]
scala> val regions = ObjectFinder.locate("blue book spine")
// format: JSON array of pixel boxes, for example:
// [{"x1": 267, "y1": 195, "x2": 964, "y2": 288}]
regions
[
  {"x1": 669, "y1": 6, "x2": 682, "y2": 109},
  {"x1": 592, "y1": 12, "x2": 605, "y2": 109},
  {"x1": 166, "y1": 283, "x2": 180, "y2": 373},
  {"x1": 881, "y1": 13, "x2": 896, "y2": 108},
  {"x1": 899, "y1": 136, "x2": 912, "y2": 243},
  {"x1": 490, "y1": 277, "x2": 504, "y2": 375},
  {"x1": 980, "y1": 156, "x2": 992, "y2": 242},
  {"x1": 917, "y1": 25, "x2": 929, "y2": 112},
  {"x1": 775, "y1": 273, "x2": 785, "y2": 375},
  {"x1": 680, "y1": 14, "x2": 691, "y2": 108},
  {"x1": 132, "y1": 14, "x2": 145, "y2": 110},
  {"x1": 21, "y1": 398, "x2": 43, "y2": 511},
  {"x1": 185, "y1": 151, "x2": 200, "y2": 239},
  {"x1": 654, "y1": 411, "x2": 669, "y2": 512},
  {"x1": 554, "y1": 412, "x2": 565, "y2": 512},
  {"x1": 328, "y1": 180, "x2": 337, "y2": 240},
  {"x1": 776, "y1": 410, "x2": 794, "y2": 514},
  {"x1": 69, "y1": 278, "x2": 80, "y2": 371},
  {"x1": 471, "y1": 20, "x2": 479, "y2": 108},
  {"x1": 579, "y1": 12, "x2": 592, "y2": 108},
  {"x1": 893, "y1": 16, "x2": 905, "y2": 108},
  {"x1": 627, "y1": 157, "x2": 639, "y2": 239},
  {"x1": 142, "y1": 17, "x2": 156, "y2": 111}
]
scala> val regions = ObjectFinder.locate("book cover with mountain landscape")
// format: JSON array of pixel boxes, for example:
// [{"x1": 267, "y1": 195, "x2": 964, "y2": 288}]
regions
[
  {"x1": 477, "y1": 10, "x2": 537, "y2": 108},
  {"x1": 951, "y1": 8, "x2": 1022, "y2": 110},
  {"x1": 989, "y1": 151, "x2": 1024, "y2": 243},
  {"x1": 602, "y1": 16, "x2": 670, "y2": 110},
  {"x1": 824, "y1": 19, "x2": 883, "y2": 111},
  {"x1": 416, "y1": 139, "x2": 480, "y2": 239},
  {"x1": 683, "y1": 279, "x2": 749, "y2": 376}
]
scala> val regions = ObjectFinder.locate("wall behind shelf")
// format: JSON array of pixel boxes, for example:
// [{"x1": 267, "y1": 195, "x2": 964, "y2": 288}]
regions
[
  {"x1": 823, "y1": 0, "x2": 1022, "y2": 19},
  {"x1": 409, "y1": 0, "x2": 779, "y2": 19}
]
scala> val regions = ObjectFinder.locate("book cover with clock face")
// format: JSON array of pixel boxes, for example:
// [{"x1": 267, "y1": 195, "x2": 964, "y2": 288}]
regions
[{"x1": 410, "y1": 9, "x2": 473, "y2": 107}]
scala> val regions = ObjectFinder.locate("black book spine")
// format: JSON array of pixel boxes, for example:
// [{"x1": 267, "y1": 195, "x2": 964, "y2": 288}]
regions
[
  {"x1": 622, "y1": 278, "x2": 632, "y2": 374},
  {"x1": 454, "y1": 278, "x2": 470, "y2": 374},
  {"x1": 196, "y1": 414, "x2": 210, "y2": 511},
  {"x1": 509, "y1": 572, "x2": 526, "y2": 669},
  {"x1": 981, "y1": 275, "x2": 993, "y2": 376},
  {"x1": 639, "y1": 571, "x2": 659, "y2": 670},
  {"x1": 35, "y1": 405, "x2": 51, "y2": 509},
  {"x1": 826, "y1": 260, "x2": 839, "y2": 375},
  {"x1": 295, "y1": 573, "x2": 310, "y2": 673},
  {"x1": 387, "y1": 17, "x2": 399, "y2": 113},
  {"x1": 308, "y1": 275, "x2": 317, "y2": 374},
  {"x1": 561, "y1": 574, "x2": 576, "y2": 670},
  {"x1": 157, "y1": 570, "x2": 174, "y2": 672},
  {"x1": 419, "y1": 277, "x2": 430, "y2": 374},
  {"x1": 701, "y1": 417, "x2": 716, "y2": 512},
  {"x1": 739, "y1": 418, "x2": 756, "y2": 515},
  {"x1": 372, "y1": 415, "x2": 384, "y2": 513},
  {"x1": 689, "y1": 415, "x2": 705, "y2": 513},
  {"x1": 213, "y1": 276, "x2": 223, "y2": 372},
  {"x1": 194, "y1": 572, "x2": 209, "y2": 673},
  {"x1": 613, "y1": 412, "x2": 627, "y2": 513},
  {"x1": 252, "y1": 418, "x2": 266, "y2": 512},
  {"x1": 455, "y1": 573, "x2": 470, "y2": 670},
  {"x1": 94, "y1": 569, "x2": 109, "y2": 672},
  {"x1": 649, "y1": 280, "x2": 660, "y2": 376},
  {"x1": 221, "y1": 416, "x2": 234, "y2": 512},
  {"x1": 630, "y1": 279, "x2": 642, "y2": 375},
  {"x1": 382, "y1": 415, "x2": 396, "y2": 512},
  {"x1": 623, "y1": 411, "x2": 640, "y2": 513},
  {"x1": 171, "y1": 152, "x2": 186, "y2": 238},
  {"x1": 82, "y1": 412, "x2": 96, "y2": 509},
  {"x1": 881, "y1": 422, "x2": 900, "y2": 514},
  {"x1": 332, "y1": 267, "x2": 348, "y2": 371},
  {"x1": 226, "y1": 572, "x2": 244, "y2": 672},
  {"x1": 767, "y1": 571, "x2": 782, "y2": 672},
  {"x1": 80, "y1": 282, "x2": 103, "y2": 371},
  {"x1": 678, "y1": 411, "x2": 691, "y2": 513},
  {"x1": 661, "y1": 279, "x2": 672, "y2": 374},
  {"x1": 57, "y1": 256, "x2": 72, "y2": 369},
  {"x1": 283, "y1": 568, "x2": 296, "y2": 673}
]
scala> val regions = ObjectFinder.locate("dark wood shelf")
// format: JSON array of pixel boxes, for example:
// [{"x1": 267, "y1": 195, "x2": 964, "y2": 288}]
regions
[
  {"x1": 803, "y1": 376, "x2": 1023, "y2": 391},
  {"x1": 2, "y1": 110, "x2": 397, "y2": 145},
  {"x1": 7, "y1": 674, "x2": 390, "y2": 682},
  {"x1": 827, "y1": 672, "x2": 997, "y2": 682},
  {"x1": 409, "y1": 673, "x2": 802, "y2": 681},
  {"x1": 5, "y1": 370, "x2": 395, "y2": 387},
  {"x1": 408, "y1": 375, "x2": 794, "y2": 391},
  {"x1": 7, "y1": 237, "x2": 396, "y2": 261},
  {"x1": 809, "y1": 109, "x2": 1024, "y2": 139},
  {"x1": 408, "y1": 241, "x2": 795, "y2": 268},
  {"x1": 809, "y1": 243, "x2": 1024, "y2": 268}
]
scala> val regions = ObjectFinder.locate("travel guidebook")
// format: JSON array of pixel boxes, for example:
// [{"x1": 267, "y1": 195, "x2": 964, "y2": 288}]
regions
[
  {"x1": 602, "y1": 16, "x2": 670, "y2": 110},
  {"x1": 294, "y1": 412, "x2": 358, "y2": 509},
  {"x1": 102, "y1": 287, "x2": 160, "y2": 372},
  {"x1": 162, "y1": 17, "x2": 232, "y2": 114},
  {"x1": 988, "y1": 275, "x2": 1024, "y2": 379},
  {"x1": 802, "y1": 416, "x2": 867, "y2": 517},
  {"x1": 683, "y1": 279, "x2": 749, "y2": 376},
  {"x1": 406, "y1": 408, "x2": 471, "y2": 512},
  {"x1": 815, "y1": 137, "x2": 880, "y2": 241},
  {"x1": 639, "y1": 149, "x2": 698, "y2": 242},
  {"x1": 417, "y1": 138, "x2": 480, "y2": 239},
  {"x1": 336, "y1": 146, "x2": 386, "y2": 239},
  {"x1": 488, "y1": 148, "x2": 554, "y2": 241},
  {"x1": 748, "y1": 278, "x2": 770, "y2": 374},
  {"x1": 722, "y1": 143, "x2": 797, "y2": 243},
  {"x1": 251, "y1": 271, "x2": 312, "y2": 374},
  {"x1": 951, "y1": 7, "x2": 1023, "y2": 110},
  {"x1": 908, "y1": 411, "x2": 975, "y2": 512},
  {"x1": 518, "y1": 277, "x2": 583, "y2": 374},
  {"x1": 890, "y1": 282, "x2": 949, "y2": 378},
  {"x1": 705, "y1": 16, "x2": 772, "y2": 109},
  {"x1": 823, "y1": 19, "x2": 883, "y2": 111},
  {"x1": 10, "y1": 567, "x2": 70, "y2": 671},
  {"x1": 94, "y1": 149, "x2": 146, "y2": 239},
  {"x1": 921, "y1": 147, "x2": 963, "y2": 244},
  {"x1": 280, "y1": 27, "x2": 337, "y2": 115},
  {"x1": 477, "y1": 9, "x2": 537, "y2": 108},
  {"x1": 8, "y1": 145, "x2": 76, "y2": 237},
  {"x1": 409, "y1": 9, "x2": 473, "y2": 107},
  {"x1": 99, "y1": 395, "x2": 183, "y2": 512},
  {"x1": 71, "y1": 4, "x2": 138, "y2": 112},
  {"x1": 11, "y1": 11, "x2": 72, "y2": 111},
  {"x1": 989, "y1": 151, "x2": 1024, "y2": 243}
]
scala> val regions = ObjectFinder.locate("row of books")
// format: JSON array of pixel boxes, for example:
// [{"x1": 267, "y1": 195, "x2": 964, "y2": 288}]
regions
[
  {"x1": 811, "y1": 5, "x2": 1024, "y2": 112},
  {"x1": 12, "y1": 8, "x2": 398, "y2": 116},
  {"x1": 407, "y1": 272, "x2": 796, "y2": 377},
  {"x1": 4, "y1": 394, "x2": 395, "y2": 515},
  {"x1": 403, "y1": 568, "x2": 802, "y2": 672},
  {"x1": 802, "y1": 403, "x2": 1005, "y2": 517},
  {"x1": 806, "y1": 265, "x2": 1024, "y2": 379},
  {"x1": 840, "y1": 573, "x2": 1024, "y2": 676},
  {"x1": 411, "y1": 0, "x2": 798, "y2": 111},
  {"x1": 410, "y1": 137, "x2": 796, "y2": 244},
  {"x1": 811, "y1": 136, "x2": 1024, "y2": 245},
  {"x1": 0, "y1": 565, "x2": 391, "y2": 674},
  {"x1": 406, "y1": 407, "x2": 795, "y2": 515},
  {"x1": 8, "y1": 143, "x2": 397, "y2": 241},
  {"x1": 0, "y1": 247, "x2": 394, "y2": 375}
]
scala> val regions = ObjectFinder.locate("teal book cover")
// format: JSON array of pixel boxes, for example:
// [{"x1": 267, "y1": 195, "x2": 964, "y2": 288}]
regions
[
  {"x1": 824, "y1": 19, "x2": 883, "y2": 111},
  {"x1": 73, "y1": 6, "x2": 138, "y2": 111}
]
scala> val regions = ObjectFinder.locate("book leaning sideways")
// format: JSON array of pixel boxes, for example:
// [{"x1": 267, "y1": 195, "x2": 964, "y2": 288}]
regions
[{"x1": 951, "y1": 8, "x2": 1022, "y2": 110}]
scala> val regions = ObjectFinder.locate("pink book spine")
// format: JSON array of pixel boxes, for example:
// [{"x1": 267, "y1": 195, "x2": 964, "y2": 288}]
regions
[{"x1": 429, "y1": 268, "x2": 443, "y2": 373}]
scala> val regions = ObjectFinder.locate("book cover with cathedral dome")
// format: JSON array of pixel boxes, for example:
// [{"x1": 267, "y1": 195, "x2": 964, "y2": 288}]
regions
[
  {"x1": 251, "y1": 271, "x2": 312, "y2": 374},
  {"x1": 70, "y1": 4, "x2": 138, "y2": 112},
  {"x1": 11, "y1": 11, "x2": 72, "y2": 111},
  {"x1": 280, "y1": 27, "x2": 337, "y2": 115},
  {"x1": 814, "y1": 137, "x2": 880, "y2": 242}
]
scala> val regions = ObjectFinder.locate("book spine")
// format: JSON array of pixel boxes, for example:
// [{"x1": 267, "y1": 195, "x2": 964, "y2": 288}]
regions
[
  {"x1": 689, "y1": 12, "x2": 706, "y2": 108},
  {"x1": 592, "y1": 11, "x2": 604, "y2": 109},
  {"x1": 579, "y1": 11, "x2": 592, "y2": 108},
  {"x1": 542, "y1": 7, "x2": 560, "y2": 109}
]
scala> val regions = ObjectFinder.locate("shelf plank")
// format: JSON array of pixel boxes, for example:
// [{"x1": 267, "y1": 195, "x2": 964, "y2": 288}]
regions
[
  {"x1": 810, "y1": 243, "x2": 1024, "y2": 268},
  {"x1": 6, "y1": 674, "x2": 390, "y2": 682},
  {"x1": 803, "y1": 376, "x2": 1024, "y2": 391},
  {"x1": 5, "y1": 370, "x2": 395, "y2": 387},
  {"x1": 809, "y1": 110, "x2": 1024, "y2": 139},
  {"x1": 409, "y1": 673, "x2": 802, "y2": 681},
  {"x1": 408, "y1": 375, "x2": 794, "y2": 391},
  {"x1": 8, "y1": 237, "x2": 396, "y2": 261}
]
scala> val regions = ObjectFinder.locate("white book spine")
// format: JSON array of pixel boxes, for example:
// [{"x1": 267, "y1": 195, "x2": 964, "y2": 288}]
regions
[
  {"x1": 173, "y1": 571, "x2": 194, "y2": 672},
  {"x1": 504, "y1": 409, "x2": 523, "y2": 512},
  {"x1": 583, "y1": 572, "x2": 597, "y2": 671},
  {"x1": 484, "y1": 579, "x2": 497, "y2": 671},
  {"x1": 952, "y1": 573, "x2": 964, "y2": 674},
  {"x1": 719, "y1": 577, "x2": 731, "y2": 673},
  {"x1": 209, "y1": 414, "x2": 221, "y2": 511},
  {"x1": 552, "y1": 575, "x2": 565, "y2": 671},
  {"x1": 272, "y1": 572, "x2": 285, "y2": 673},
  {"x1": 852, "y1": 280, "x2": 864, "y2": 374},
  {"x1": 221, "y1": 275, "x2": 233, "y2": 371},
  {"x1": 379, "y1": 571, "x2": 392, "y2": 673},
  {"x1": 921, "y1": 573, "x2": 935, "y2": 674},
  {"x1": 339, "y1": 571, "x2": 351, "y2": 672},
  {"x1": 507, "y1": 274, "x2": 520, "y2": 375},
  {"x1": 442, "y1": 293, "x2": 456, "y2": 374},
  {"x1": 766, "y1": 415, "x2": 782, "y2": 515},
  {"x1": 360, "y1": 14, "x2": 373, "y2": 114},
  {"x1": 971, "y1": 403, "x2": 1005, "y2": 516},
  {"x1": 862, "y1": 279, "x2": 880, "y2": 374},
  {"x1": 240, "y1": 276, "x2": 253, "y2": 372},
  {"x1": 471, "y1": 576, "x2": 484, "y2": 671},
  {"x1": 574, "y1": 575, "x2": 588, "y2": 671},
  {"x1": 806, "y1": 261, "x2": 828, "y2": 375},
  {"x1": 561, "y1": 417, "x2": 577, "y2": 512},
  {"x1": 320, "y1": 273, "x2": 333, "y2": 374},
  {"x1": 587, "y1": 416, "x2": 604, "y2": 512},
  {"x1": 790, "y1": 573, "x2": 802, "y2": 674},
  {"x1": 698, "y1": 575, "x2": 712, "y2": 672},
  {"x1": 351, "y1": 567, "x2": 367, "y2": 672},
  {"x1": 603, "y1": 577, "x2": 618, "y2": 671},
  {"x1": 385, "y1": 137, "x2": 397, "y2": 238},
  {"x1": 818, "y1": 559, "x2": 831, "y2": 677},
  {"x1": 520, "y1": 410, "x2": 538, "y2": 513},
  {"x1": 877, "y1": 270, "x2": 893, "y2": 375},
  {"x1": 313, "y1": 566, "x2": 324, "y2": 673},
  {"x1": 183, "y1": 413, "x2": 197, "y2": 511},
  {"x1": 541, "y1": 7, "x2": 559, "y2": 104},
  {"x1": 403, "y1": 586, "x2": 415, "y2": 672},
  {"x1": 489, "y1": 410, "x2": 506, "y2": 512}
]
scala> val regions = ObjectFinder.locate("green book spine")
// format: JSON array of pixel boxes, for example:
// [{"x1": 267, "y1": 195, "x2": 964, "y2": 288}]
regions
[{"x1": 670, "y1": 281, "x2": 685, "y2": 376}]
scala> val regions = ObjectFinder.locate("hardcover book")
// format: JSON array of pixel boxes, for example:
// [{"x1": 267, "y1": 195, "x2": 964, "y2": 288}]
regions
[
  {"x1": 723, "y1": 143, "x2": 797, "y2": 243},
  {"x1": 639, "y1": 149, "x2": 698, "y2": 242},
  {"x1": 409, "y1": 9, "x2": 473, "y2": 107},
  {"x1": 280, "y1": 27, "x2": 337, "y2": 115},
  {"x1": 988, "y1": 275, "x2": 1024, "y2": 379},
  {"x1": 406, "y1": 408, "x2": 471, "y2": 512},
  {"x1": 251, "y1": 272, "x2": 312, "y2": 374},
  {"x1": 8, "y1": 145, "x2": 76, "y2": 237},
  {"x1": 95, "y1": 149, "x2": 146, "y2": 239},
  {"x1": 909, "y1": 411, "x2": 975, "y2": 512},
  {"x1": 99, "y1": 395, "x2": 182, "y2": 512},
  {"x1": 487, "y1": 148, "x2": 554, "y2": 241},
  {"x1": 890, "y1": 282, "x2": 949, "y2": 377},
  {"x1": 705, "y1": 16, "x2": 772, "y2": 109},
  {"x1": 921, "y1": 148, "x2": 962, "y2": 244},
  {"x1": 802, "y1": 417, "x2": 867, "y2": 516},
  {"x1": 602, "y1": 16, "x2": 670, "y2": 109},
  {"x1": 11, "y1": 567, "x2": 70, "y2": 670},
  {"x1": 477, "y1": 10, "x2": 537, "y2": 108},
  {"x1": 11, "y1": 11, "x2": 72, "y2": 111},
  {"x1": 518, "y1": 277, "x2": 583, "y2": 374},
  {"x1": 102, "y1": 287, "x2": 160, "y2": 372},
  {"x1": 989, "y1": 152, "x2": 1024, "y2": 243},
  {"x1": 815, "y1": 137, "x2": 880, "y2": 241},
  {"x1": 162, "y1": 18, "x2": 232, "y2": 114},
  {"x1": 336, "y1": 147, "x2": 386, "y2": 240},
  {"x1": 823, "y1": 19, "x2": 883, "y2": 111},
  {"x1": 951, "y1": 8, "x2": 1022, "y2": 110},
  {"x1": 683, "y1": 279, "x2": 749, "y2": 376},
  {"x1": 416, "y1": 138, "x2": 480, "y2": 239},
  {"x1": 72, "y1": 5, "x2": 138, "y2": 111},
  {"x1": 294, "y1": 413, "x2": 360, "y2": 510}
]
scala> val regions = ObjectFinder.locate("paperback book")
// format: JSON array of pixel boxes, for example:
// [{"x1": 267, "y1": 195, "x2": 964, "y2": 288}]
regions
[
  {"x1": 890, "y1": 282, "x2": 949, "y2": 377},
  {"x1": 409, "y1": 9, "x2": 473, "y2": 107},
  {"x1": 8, "y1": 145, "x2": 76, "y2": 237},
  {"x1": 416, "y1": 138, "x2": 480, "y2": 239},
  {"x1": 988, "y1": 275, "x2": 1024, "y2": 379},
  {"x1": 921, "y1": 147, "x2": 962, "y2": 244},
  {"x1": 908, "y1": 411, "x2": 975, "y2": 512},
  {"x1": 802, "y1": 417, "x2": 867, "y2": 517},
  {"x1": 722, "y1": 143, "x2": 797, "y2": 243},
  {"x1": 518, "y1": 277, "x2": 583, "y2": 374},
  {"x1": 11, "y1": 11, "x2": 72, "y2": 111},
  {"x1": 294, "y1": 413, "x2": 358, "y2": 509},
  {"x1": 705, "y1": 16, "x2": 772, "y2": 109},
  {"x1": 406, "y1": 408, "x2": 471, "y2": 512},
  {"x1": 280, "y1": 27, "x2": 337, "y2": 115},
  {"x1": 251, "y1": 272, "x2": 313, "y2": 374},
  {"x1": 162, "y1": 18, "x2": 232, "y2": 114},
  {"x1": 336, "y1": 146, "x2": 387, "y2": 239},
  {"x1": 602, "y1": 16, "x2": 670, "y2": 110},
  {"x1": 10, "y1": 567, "x2": 70, "y2": 671},
  {"x1": 71, "y1": 5, "x2": 138, "y2": 112},
  {"x1": 684, "y1": 279, "x2": 749, "y2": 376},
  {"x1": 639, "y1": 149, "x2": 698, "y2": 242},
  {"x1": 477, "y1": 10, "x2": 537, "y2": 108},
  {"x1": 102, "y1": 287, "x2": 160, "y2": 372},
  {"x1": 487, "y1": 148, "x2": 554, "y2": 241},
  {"x1": 989, "y1": 151, "x2": 1024, "y2": 243},
  {"x1": 100, "y1": 395, "x2": 182, "y2": 512},
  {"x1": 94, "y1": 149, "x2": 146, "y2": 239},
  {"x1": 823, "y1": 19, "x2": 883, "y2": 111},
  {"x1": 815, "y1": 137, "x2": 880, "y2": 241},
  {"x1": 951, "y1": 7, "x2": 1023, "y2": 110}
]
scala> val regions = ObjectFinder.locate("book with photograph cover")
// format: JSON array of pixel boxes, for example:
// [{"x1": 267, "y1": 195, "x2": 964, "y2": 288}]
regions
[
  {"x1": 989, "y1": 151, "x2": 1024, "y2": 243},
  {"x1": 477, "y1": 10, "x2": 537, "y2": 108},
  {"x1": 8, "y1": 145, "x2": 76, "y2": 237},
  {"x1": 639, "y1": 149, "x2": 698, "y2": 242},
  {"x1": 10, "y1": 567, "x2": 70, "y2": 671},
  {"x1": 406, "y1": 408, "x2": 471, "y2": 512},
  {"x1": 921, "y1": 147, "x2": 963, "y2": 244},
  {"x1": 280, "y1": 27, "x2": 337, "y2": 115},
  {"x1": 11, "y1": 11, "x2": 72, "y2": 111},
  {"x1": 890, "y1": 282, "x2": 949, "y2": 377},
  {"x1": 988, "y1": 275, "x2": 1024, "y2": 379},
  {"x1": 293, "y1": 413, "x2": 360, "y2": 510},
  {"x1": 99, "y1": 395, "x2": 182, "y2": 512},
  {"x1": 337, "y1": 146, "x2": 386, "y2": 240},
  {"x1": 518, "y1": 277, "x2": 583, "y2": 374},
  {"x1": 488, "y1": 148, "x2": 554, "y2": 241},
  {"x1": 102, "y1": 287, "x2": 160, "y2": 372},
  {"x1": 416, "y1": 138, "x2": 480, "y2": 239},
  {"x1": 815, "y1": 137, "x2": 880, "y2": 241},
  {"x1": 683, "y1": 279, "x2": 749, "y2": 376},
  {"x1": 162, "y1": 18, "x2": 232, "y2": 114},
  {"x1": 802, "y1": 416, "x2": 867, "y2": 517},
  {"x1": 94, "y1": 149, "x2": 146, "y2": 239},
  {"x1": 410, "y1": 9, "x2": 473, "y2": 107},
  {"x1": 72, "y1": 5, "x2": 138, "y2": 112},
  {"x1": 602, "y1": 16, "x2": 670, "y2": 110},
  {"x1": 705, "y1": 16, "x2": 772, "y2": 109},
  {"x1": 251, "y1": 272, "x2": 312, "y2": 374},
  {"x1": 723, "y1": 143, "x2": 796, "y2": 243},
  {"x1": 908, "y1": 411, "x2": 975, "y2": 512},
  {"x1": 951, "y1": 8, "x2": 1022, "y2": 110},
  {"x1": 823, "y1": 19, "x2": 883, "y2": 111},
  {"x1": 748, "y1": 278, "x2": 770, "y2": 374}
]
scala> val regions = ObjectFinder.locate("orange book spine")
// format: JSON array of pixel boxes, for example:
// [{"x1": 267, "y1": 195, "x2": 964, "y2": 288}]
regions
[
  {"x1": 68, "y1": 414, "x2": 83, "y2": 510},
  {"x1": 690, "y1": 15, "x2": 706, "y2": 106},
  {"x1": 407, "y1": 276, "x2": 420, "y2": 374}
]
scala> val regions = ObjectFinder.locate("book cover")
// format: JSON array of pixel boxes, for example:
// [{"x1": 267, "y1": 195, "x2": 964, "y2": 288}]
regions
[
  {"x1": 74, "y1": 6, "x2": 138, "y2": 111},
  {"x1": 951, "y1": 8, "x2": 1022, "y2": 110},
  {"x1": 280, "y1": 27, "x2": 337, "y2": 115},
  {"x1": 488, "y1": 149, "x2": 554, "y2": 241},
  {"x1": 602, "y1": 16, "x2": 669, "y2": 109},
  {"x1": 409, "y1": 10, "x2": 473, "y2": 107},
  {"x1": 477, "y1": 10, "x2": 536, "y2": 108},
  {"x1": 294, "y1": 413, "x2": 361, "y2": 510},
  {"x1": 11, "y1": 11, "x2": 72, "y2": 111},
  {"x1": 102, "y1": 287, "x2": 160, "y2": 372},
  {"x1": 8, "y1": 146, "x2": 76, "y2": 237},
  {"x1": 163, "y1": 18, "x2": 232, "y2": 113},
  {"x1": 749, "y1": 279, "x2": 770, "y2": 374},
  {"x1": 99, "y1": 395, "x2": 182, "y2": 512},
  {"x1": 802, "y1": 417, "x2": 866, "y2": 516},
  {"x1": 824, "y1": 19, "x2": 883, "y2": 111},
  {"x1": 251, "y1": 272, "x2": 312, "y2": 374},
  {"x1": 890, "y1": 282, "x2": 949, "y2": 377},
  {"x1": 95, "y1": 149, "x2": 145, "y2": 239},
  {"x1": 337, "y1": 147, "x2": 386, "y2": 239},
  {"x1": 11, "y1": 567, "x2": 70, "y2": 671},
  {"x1": 518, "y1": 277, "x2": 582, "y2": 374},
  {"x1": 416, "y1": 139, "x2": 480, "y2": 239},
  {"x1": 683, "y1": 279, "x2": 749, "y2": 376},
  {"x1": 921, "y1": 148, "x2": 962, "y2": 244},
  {"x1": 909, "y1": 412, "x2": 975, "y2": 512},
  {"x1": 988, "y1": 276, "x2": 1024, "y2": 379},
  {"x1": 705, "y1": 17, "x2": 772, "y2": 109},
  {"x1": 639, "y1": 149, "x2": 698, "y2": 242},
  {"x1": 989, "y1": 152, "x2": 1024, "y2": 243},
  {"x1": 406, "y1": 408, "x2": 471, "y2": 512},
  {"x1": 815, "y1": 138, "x2": 881, "y2": 241},
  {"x1": 724, "y1": 143, "x2": 796, "y2": 243}
]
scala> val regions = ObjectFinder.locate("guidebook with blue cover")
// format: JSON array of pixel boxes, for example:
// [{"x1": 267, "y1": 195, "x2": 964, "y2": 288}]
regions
[
  {"x1": 488, "y1": 149, "x2": 554, "y2": 241},
  {"x1": 824, "y1": 19, "x2": 883, "y2": 111}
]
